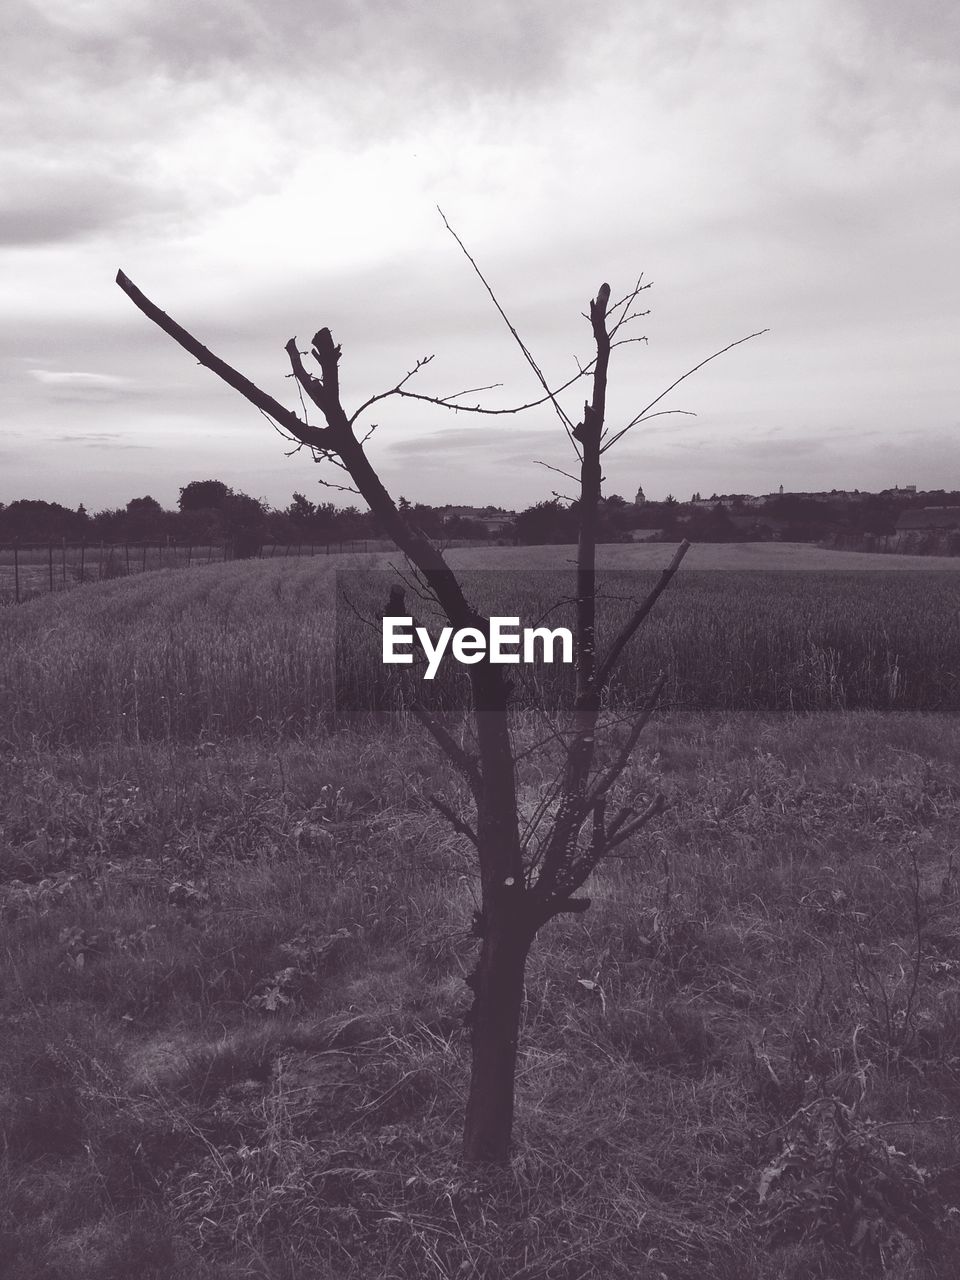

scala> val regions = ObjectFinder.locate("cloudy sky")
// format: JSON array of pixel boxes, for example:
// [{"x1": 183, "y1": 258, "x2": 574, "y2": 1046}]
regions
[{"x1": 2, "y1": 0, "x2": 957, "y2": 512}]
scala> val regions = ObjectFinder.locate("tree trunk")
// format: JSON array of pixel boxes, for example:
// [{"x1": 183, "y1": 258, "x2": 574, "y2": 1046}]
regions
[{"x1": 462, "y1": 907, "x2": 533, "y2": 1163}]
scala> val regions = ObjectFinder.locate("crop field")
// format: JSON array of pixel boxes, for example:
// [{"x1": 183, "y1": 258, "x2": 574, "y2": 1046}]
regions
[
  {"x1": 0, "y1": 541, "x2": 392, "y2": 606},
  {"x1": 3, "y1": 546, "x2": 960, "y2": 1279},
  {"x1": 3, "y1": 545, "x2": 960, "y2": 746},
  {"x1": 337, "y1": 564, "x2": 960, "y2": 717}
]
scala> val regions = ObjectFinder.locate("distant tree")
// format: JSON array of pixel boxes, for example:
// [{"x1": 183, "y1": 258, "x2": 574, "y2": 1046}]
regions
[
  {"x1": 514, "y1": 499, "x2": 577, "y2": 544},
  {"x1": 175, "y1": 506, "x2": 224, "y2": 546},
  {"x1": 0, "y1": 499, "x2": 85, "y2": 542},
  {"x1": 222, "y1": 492, "x2": 266, "y2": 559},
  {"x1": 125, "y1": 495, "x2": 166, "y2": 540},
  {"x1": 286, "y1": 492, "x2": 316, "y2": 524},
  {"x1": 89, "y1": 507, "x2": 126, "y2": 542},
  {"x1": 127, "y1": 495, "x2": 162, "y2": 512},
  {"x1": 411, "y1": 503, "x2": 444, "y2": 539},
  {"x1": 687, "y1": 502, "x2": 736, "y2": 542},
  {"x1": 313, "y1": 502, "x2": 340, "y2": 534},
  {"x1": 178, "y1": 479, "x2": 231, "y2": 512},
  {"x1": 444, "y1": 514, "x2": 487, "y2": 540},
  {"x1": 855, "y1": 494, "x2": 898, "y2": 536}
]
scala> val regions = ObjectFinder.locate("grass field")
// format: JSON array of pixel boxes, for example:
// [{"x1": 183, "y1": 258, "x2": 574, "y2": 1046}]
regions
[
  {"x1": 444, "y1": 542, "x2": 960, "y2": 571},
  {"x1": 3, "y1": 544, "x2": 960, "y2": 746},
  {"x1": 0, "y1": 541, "x2": 392, "y2": 606},
  {"x1": 3, "y1": 546, "x2": 960, "y2": 1277}
]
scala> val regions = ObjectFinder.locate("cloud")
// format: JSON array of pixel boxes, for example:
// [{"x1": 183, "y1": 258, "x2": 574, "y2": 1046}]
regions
[
  {"x1": 45, "y1": 431, "x2": 150, "y2": 450},
  {"x1": 0, "y1": 164, "x2": 184, "y2": 247},
  {"x1": 2, "y1": 0, "x2": 958, "y2": 510},
  {"x1": 384, "y1": 424, "x2": 564, "y2": 463},
  {"x1": 31, "y1": 0, "x2": 600, "y2": 101},
  {"x1": 29, "y1": 370, "x2": 137, "y2": 402}
]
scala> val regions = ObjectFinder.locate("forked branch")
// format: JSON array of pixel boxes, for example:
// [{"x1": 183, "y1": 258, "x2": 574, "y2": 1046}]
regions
[{"x1": 115, "y1": 271, "x2": 332, "y2": 453}]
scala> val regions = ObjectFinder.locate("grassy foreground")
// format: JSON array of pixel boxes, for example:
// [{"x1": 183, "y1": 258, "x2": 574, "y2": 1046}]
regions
[{"x1": 3, "y1": 713, "x2": 960, "y2": 1278}]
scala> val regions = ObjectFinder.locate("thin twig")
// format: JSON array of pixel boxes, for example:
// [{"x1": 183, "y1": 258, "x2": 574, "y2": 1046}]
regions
[
  {"x1": 601, "y1": 330, "x2": 768, "y2": 453},
  {"x1": 438, "y1": 207, "x2": 582, "y2": 457}
]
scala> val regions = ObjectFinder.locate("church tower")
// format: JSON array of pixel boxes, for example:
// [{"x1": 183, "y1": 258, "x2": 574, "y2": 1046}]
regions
[{"x1": 634, "y1": 484, "x2": 646, "y2": 506}]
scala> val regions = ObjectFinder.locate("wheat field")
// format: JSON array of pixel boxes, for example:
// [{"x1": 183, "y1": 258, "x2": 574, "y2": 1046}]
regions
[{"x1": 2, "y1": 544, "x2": 959, "y2": 745}]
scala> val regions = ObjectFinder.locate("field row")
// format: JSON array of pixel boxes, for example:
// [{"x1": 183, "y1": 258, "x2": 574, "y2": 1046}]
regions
[{"x1": 2, "y1": 552, "x2": 959, "y2": 745}]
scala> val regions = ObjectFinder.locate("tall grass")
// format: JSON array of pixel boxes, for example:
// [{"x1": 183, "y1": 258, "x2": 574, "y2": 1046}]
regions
[
  {"x1": 3, "y1": 718, "x2": 960, "y2": 1276},
  {"x1": 337, "y1": 567, "x2": 960, "y2": 715},
  {"x1": 2, "y1": 557, "x2": 959, "y2": 747},
  {"x1": 1, "y1": 560, "x2": 335, "y2": 744}
]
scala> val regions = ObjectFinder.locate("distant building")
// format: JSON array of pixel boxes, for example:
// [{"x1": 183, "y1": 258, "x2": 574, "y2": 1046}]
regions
[
  {"x1": 476, "y1": 515, "x2": 516, "y2": 535},
  {"x1": 895, "y1": 507, "x2": 960, "y2": 532},
  {"x1": 441, "y1": 505, "x2": 516, "y2": 535},
  {"x1": 766, "y1": 489, "x2": 867, "y2": 504},
  {"x1": 634, "y1": 485, "x2": 646, "y2": 506}
]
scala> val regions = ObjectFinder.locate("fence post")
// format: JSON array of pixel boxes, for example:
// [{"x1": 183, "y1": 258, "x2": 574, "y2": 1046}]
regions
[
  {"x1": 125, "y1": 543, "x2": 131, "y2": 575},
  {"x1": 61, "y1": 537, "x2": 67, "y2": 586},
  {"x1": 80, "y1": 542, "x2": 85, "y2": 583},
  {"x1": 142, "y1": 542, "x2": 147, "y2": 572},
  {"x1": 13, "y1": 543, "x2": 19, "y2": 603},
  {"x1": 48, "y1": 543, "x2": 54, "y2": 592},
  {"x1": 98, "y1": 540, "x2": 104, "y2": 580}
]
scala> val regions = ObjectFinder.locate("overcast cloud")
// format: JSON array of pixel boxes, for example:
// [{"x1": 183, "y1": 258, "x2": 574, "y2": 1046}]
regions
[{"x1": 1, "y1": 0, "x2": 957, "y2": 509}]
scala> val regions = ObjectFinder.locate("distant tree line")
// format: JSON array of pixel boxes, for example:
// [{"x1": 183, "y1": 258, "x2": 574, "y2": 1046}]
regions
[
  {"x1": 0, "y1": 481, "x2": 378, "y2": 557},
  {"x1": 2, "y1": 483, "x2": 957, "y2": 552},
  {"x1": 507, "y1": 489, "x2": 960, "y2": 545}
]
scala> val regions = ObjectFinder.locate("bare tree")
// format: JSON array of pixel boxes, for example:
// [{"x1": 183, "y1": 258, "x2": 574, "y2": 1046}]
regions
[{"x1": 116, "y1": 239, "x2": 762, "y2": 1163}]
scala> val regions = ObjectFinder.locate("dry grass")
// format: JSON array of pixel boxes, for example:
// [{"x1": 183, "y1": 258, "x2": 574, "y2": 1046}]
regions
[
  {"x1": 3, "y1": 716, "x2": 960, "y2": 1277},
  {"x1": 442, "y1": 541, "x2": 960, "y2": 571},
  {"x1": 339, "y1": 565, "x2": 960, "y2": 713}
]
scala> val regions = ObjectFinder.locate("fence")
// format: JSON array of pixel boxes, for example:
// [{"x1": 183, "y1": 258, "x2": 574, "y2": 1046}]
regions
[
  {"x1": 0, "y1": 539, "x2": 396, "y2": 605},
  {"x1": 0, "y1": 536, "x2": 499, "y2": 605}
]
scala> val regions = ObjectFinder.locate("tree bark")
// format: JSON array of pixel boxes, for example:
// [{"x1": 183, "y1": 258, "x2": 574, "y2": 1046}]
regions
[{"x1": 462, "y1": 896, "x2": 534, "y2": 1163}]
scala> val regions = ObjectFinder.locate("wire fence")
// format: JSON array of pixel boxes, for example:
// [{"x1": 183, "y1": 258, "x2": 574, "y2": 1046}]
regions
[
  {"x1": 0, "y1": 537, "x2": 498, "y2": 605},
  {"x1": 0, "y1": 539, "x2": 382, "y2": 605}
]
